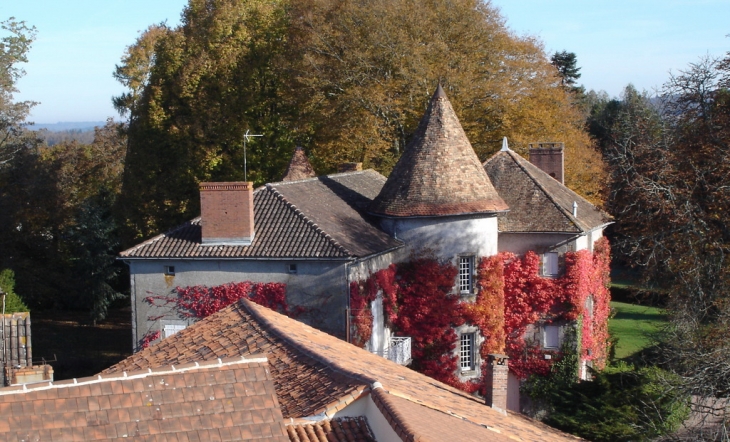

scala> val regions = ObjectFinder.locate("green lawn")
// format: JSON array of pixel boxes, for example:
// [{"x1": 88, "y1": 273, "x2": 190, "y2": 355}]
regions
[{"x1": 608, "y1": 301, "x2": 667, "y2": 359}]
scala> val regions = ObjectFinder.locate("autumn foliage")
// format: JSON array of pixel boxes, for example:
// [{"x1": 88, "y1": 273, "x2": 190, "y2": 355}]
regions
[{"x1": 351, "y1": 238, "x2": 611, "y2": 392}]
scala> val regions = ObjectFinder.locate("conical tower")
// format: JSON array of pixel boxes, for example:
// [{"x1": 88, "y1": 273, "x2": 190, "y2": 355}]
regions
[
  {"x1": 282, "y1": 146, "x2": 316, "y2": 182},
  {"x1": 369, "y1": 85, "x2": 507, "y2": 217}
]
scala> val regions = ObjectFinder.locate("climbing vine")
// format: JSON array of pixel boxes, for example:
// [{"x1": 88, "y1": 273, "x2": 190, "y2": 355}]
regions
[
  {"x1": 350, "y1": 237, "x2": 612, "y2": 392},
  {"x1": 141, "y1": 281, "x2": 290, "y2": 348}
]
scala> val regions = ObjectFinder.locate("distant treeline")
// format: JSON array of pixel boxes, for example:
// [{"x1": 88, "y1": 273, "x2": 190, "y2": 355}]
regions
[{"x1": 36, "y1": 128, "x2": 95, "y2": 146}]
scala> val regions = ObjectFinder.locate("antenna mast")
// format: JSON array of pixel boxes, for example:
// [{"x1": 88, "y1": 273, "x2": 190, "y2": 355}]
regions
[{"x1": 243, "y1": 129, "x2": 263, "y2": 182}]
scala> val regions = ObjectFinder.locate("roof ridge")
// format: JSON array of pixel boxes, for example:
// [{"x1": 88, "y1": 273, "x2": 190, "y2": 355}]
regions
[
  {"x1": 270, "y1": 169, "x2": 375, "y2": 187},
  {"x1": 503, "y1": 150, "x2": 583, "y2": 232},
  {"x1": 0, "y1": 354, "x2": 268, "y2": 396},
  {"x1": 265, "y1": 185, "x2": 352, "y2": 256},
  {"x1": 241, "y1": 300, "x2": 376, "y2": 412}
]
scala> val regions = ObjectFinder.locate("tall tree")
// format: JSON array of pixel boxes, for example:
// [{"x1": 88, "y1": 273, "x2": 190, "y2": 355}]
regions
[
  {"x1": 116, "y1": 0, "x2": 606, "y2": 242},
  {"x1": 551, "y1": 50, "x2": 582, "y2": 88},
  {"x1": 0, "y1": 18, "x2": 38, "y2": 168},
  {"x1": 601, "y1": 57, "x2": 730, "y2": 438}
]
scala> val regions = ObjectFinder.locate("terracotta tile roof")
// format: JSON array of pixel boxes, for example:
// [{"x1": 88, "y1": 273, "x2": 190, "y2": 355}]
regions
[
  {"x1": 105, "y1": 300, "x2": 579, "y2": 441},
  {"x1": 102, "y1": 301, "x2": 369, "y2": 419},
  {"x1": 0, "y1": 355, "x2": 289, "y2": 441},
  {"x1": 369, "y1": 85, "x2": 508, "y2": 217},
  {"x1": 286, "y1": 417, "x2": 376, "y2": 442},
  {"x1": 120, "y1": 170, "x2": 402, "y2": 259},
  {"x1": 282, "y1": 147, "x2": 316, "y2": 181},
  {"x1": 484, "y1": 149, "x2": 612, "y2": 233}
]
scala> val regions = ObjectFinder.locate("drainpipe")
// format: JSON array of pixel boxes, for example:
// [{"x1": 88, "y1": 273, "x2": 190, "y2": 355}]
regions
[{"x1": 345, "y1": 262, "x2": 351, "y2": 344}]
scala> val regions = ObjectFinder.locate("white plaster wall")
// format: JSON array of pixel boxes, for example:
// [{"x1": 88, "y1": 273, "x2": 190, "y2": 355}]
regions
[
  {"x1": 335, "y1": 393, "x2": 402, "y2": 442},
  {"x1": 128, "y1": 259, "x2": 350, "y2": 350},
  {"x1": 498, "y1": 232, "x2": 576, "y2": 255},
  {"x1": 379, "y1": 215, "x2": 499, "y2": 260}
]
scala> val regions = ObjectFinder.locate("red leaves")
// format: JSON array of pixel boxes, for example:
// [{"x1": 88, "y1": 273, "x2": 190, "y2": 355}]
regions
[
  {"x1": 176, "y1": 282, "x2": 289, "y2": 318},
  {"x1": 139, "y1": 330, "x2": 161, "y2": 349}
]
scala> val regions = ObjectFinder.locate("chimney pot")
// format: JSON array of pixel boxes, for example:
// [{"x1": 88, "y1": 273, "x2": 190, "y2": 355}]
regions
[
  {"x1": 528, "y1": 142, "x2": 564, "y2": 184},
  {"x1": 199, "y1": 182, "x2": 254, "y2": 246}
]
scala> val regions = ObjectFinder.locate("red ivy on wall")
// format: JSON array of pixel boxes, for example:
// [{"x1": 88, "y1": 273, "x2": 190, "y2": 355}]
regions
[
  {"x1": 350, "y1": 237, "x2": 612, "y2": 392},
  {"x1": 142, "y1": 281, "x2": 289, "y2": 348}
]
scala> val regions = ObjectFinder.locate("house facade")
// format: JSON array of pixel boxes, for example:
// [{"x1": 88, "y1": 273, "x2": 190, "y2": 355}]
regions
[{"x1": 121, "y1": 85, "x2": 611, "y2": 410}]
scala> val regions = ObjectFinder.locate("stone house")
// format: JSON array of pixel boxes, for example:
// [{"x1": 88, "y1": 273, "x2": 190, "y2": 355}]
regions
[{"x1": 120, "y1": 85, "x2": 611, "y2": 409}]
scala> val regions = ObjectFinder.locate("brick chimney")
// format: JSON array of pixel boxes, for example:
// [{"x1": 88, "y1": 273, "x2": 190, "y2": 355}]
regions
[
  {"x1": 338, "y1": 162, "x2": 363, "y2": 173},
  {"x1": 529, "y1": 142, "x2": 564, "y2": 184},
  {"x1": 199, "y1": 182, "x2": 254, "y2": 246},
  {"x1": 484, "y1": 354, "x2": 509, "y2": 413}
]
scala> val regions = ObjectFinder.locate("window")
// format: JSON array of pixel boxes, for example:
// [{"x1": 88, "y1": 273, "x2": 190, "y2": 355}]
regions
[
  {"x1": 543, "y1": 325, "x2": 560, "y2": 349},
  {"x1": 458, "y1": 256, "x2": 474, "y2": 294},
  {"x1": 459, "y1": 333, "x2": 476, "y2": 371},
  {"x1": 164, "y1": 265, "x2": 175, "y2": 276},
  {"x1": 163, "y1": 324, "x2": 186, "y2": 338},
  {"x1": 542, "y1": 252, "x2": 559, "y2": 277},
  {"x1": 287, "y1": 263, "x2": 298, "y2": 274}
]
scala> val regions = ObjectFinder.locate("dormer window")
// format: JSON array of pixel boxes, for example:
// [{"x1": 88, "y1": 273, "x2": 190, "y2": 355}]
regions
[{"x1": 458, "y1": 256, "x2": 474, "y2": 295}]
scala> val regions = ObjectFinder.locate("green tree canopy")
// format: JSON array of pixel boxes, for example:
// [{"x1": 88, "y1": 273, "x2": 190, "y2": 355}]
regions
[{"x1": 550, "y1": 50, "x2": 582, "y2": 87}]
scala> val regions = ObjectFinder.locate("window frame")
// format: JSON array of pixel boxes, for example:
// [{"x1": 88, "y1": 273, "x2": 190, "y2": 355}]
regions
[
  {"x1": 542, "y1": 252, "x2": 559, "y2": 277},
  {"x1": 543, "y1": 325, "x2": 560, "y2": 349},
  {"x1": 459, "y1": 332, "x2": 476, "y2": 371},
  {"x1": 163, "y1": 323, "x2": 186, "y2": 338},
  {"x1": 458, "y1": 255, "x2": 475, "y2": 295}
]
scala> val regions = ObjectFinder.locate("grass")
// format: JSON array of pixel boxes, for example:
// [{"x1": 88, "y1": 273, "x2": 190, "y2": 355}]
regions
[
  {"x1": 609, "y1": 301, "x2": 667, "y2": 359},
  {"x1": 30, "y1": 308, "x2": 132, "y2": 381}
]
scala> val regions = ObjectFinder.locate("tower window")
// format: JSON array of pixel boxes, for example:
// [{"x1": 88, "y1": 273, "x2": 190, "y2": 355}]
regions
[
  {"x1": 458, "y1": 256, "x2": 474, "y2": 294},
  {"x1": 460, "y1": 333, "x2": 476, "y2": 371}
]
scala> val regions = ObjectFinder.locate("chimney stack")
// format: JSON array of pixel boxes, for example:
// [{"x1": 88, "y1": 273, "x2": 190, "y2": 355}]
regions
[
  {"x1": 338, "y1": 162, "x2": 363, "y2": 173},
  {"x1": 199, "y1": 182, "x2": 254, "y2": 246},
  {"x1": 529, "y1": 142, "x2": 564, "y2": 184},
  {"x1": 484, "y1": 354, "x2": 509, "y2": 413}
]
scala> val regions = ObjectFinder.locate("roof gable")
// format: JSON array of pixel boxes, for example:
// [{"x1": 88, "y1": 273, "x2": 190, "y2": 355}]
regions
[
  {"x1": 484, "y1": 149, "x2": 611, "y2": 233},
  {"x1": 369, "y1": 85, "x2": 508, "y2": 217}
]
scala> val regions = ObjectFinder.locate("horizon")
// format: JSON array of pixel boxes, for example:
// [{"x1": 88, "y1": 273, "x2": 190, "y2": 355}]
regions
[{"x1": 6, "y1": 0, "x2": 729, "y2": 123}]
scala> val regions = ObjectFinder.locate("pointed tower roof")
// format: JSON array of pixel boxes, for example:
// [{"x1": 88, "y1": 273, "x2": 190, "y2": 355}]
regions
[
  {"x1": 282, "y1": 146, "x2": 316, "y2": 181},
  {"x1": 369, "y1": 85, "x2": 508, "y2": 217}
]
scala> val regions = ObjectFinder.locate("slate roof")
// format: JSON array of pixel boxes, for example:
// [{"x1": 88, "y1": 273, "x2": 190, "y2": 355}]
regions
[
  {"x1": 120, "y1": 170, "x2": 403, "y2": 260},
  {"x1": 0, "y1": 355, "x2": 289, "y2": 441},
  {"x1": 484, "y1": 147, "x2": 612, "y2": 233},
  {"x1": 369, "y1": 85, "x2": 508, "y2": 217},
  {"x1": 104, "y1": 299, "x2": 579, "y2": 441},
  {"x1": 282, "y1": 147, "x2": 316, "y2": 181}
]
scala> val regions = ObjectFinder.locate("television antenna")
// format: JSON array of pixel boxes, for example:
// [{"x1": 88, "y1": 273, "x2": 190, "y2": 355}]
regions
[{"x1": 243, "y1": 129, "x2": 263, "y2": 182}]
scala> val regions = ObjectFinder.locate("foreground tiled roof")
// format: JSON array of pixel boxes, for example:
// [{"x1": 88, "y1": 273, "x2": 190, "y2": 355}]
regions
[
  {"x1": 120, "y1": 170, "x2": 402, "y2": 259},
  {"x1": 484, "y1": 148, "x2": 612, "y2": 233},
  {"x1": 102, "y1": 301, "x2": 367, "y2": 419},
  {"x1": 105, "y1": 300, "x2": 579, "y2": 441},
  {"x1": 369, "y1": 85, "x2": 508, "y2": 217},
  {"x1": 282, "y1": 147, "x2": 316, "y2": 181},
  {"x1": 0, "y1": 355, "x2": 288, "y2": 441},
  {"x1": 286, "y1": 417, "x2": 375, "y2": 442}
]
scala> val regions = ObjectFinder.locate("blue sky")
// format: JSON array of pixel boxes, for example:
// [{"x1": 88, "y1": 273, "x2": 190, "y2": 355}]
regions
[{"x1": 6, "y1": 0, "x2": 729, "y2": 124}]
